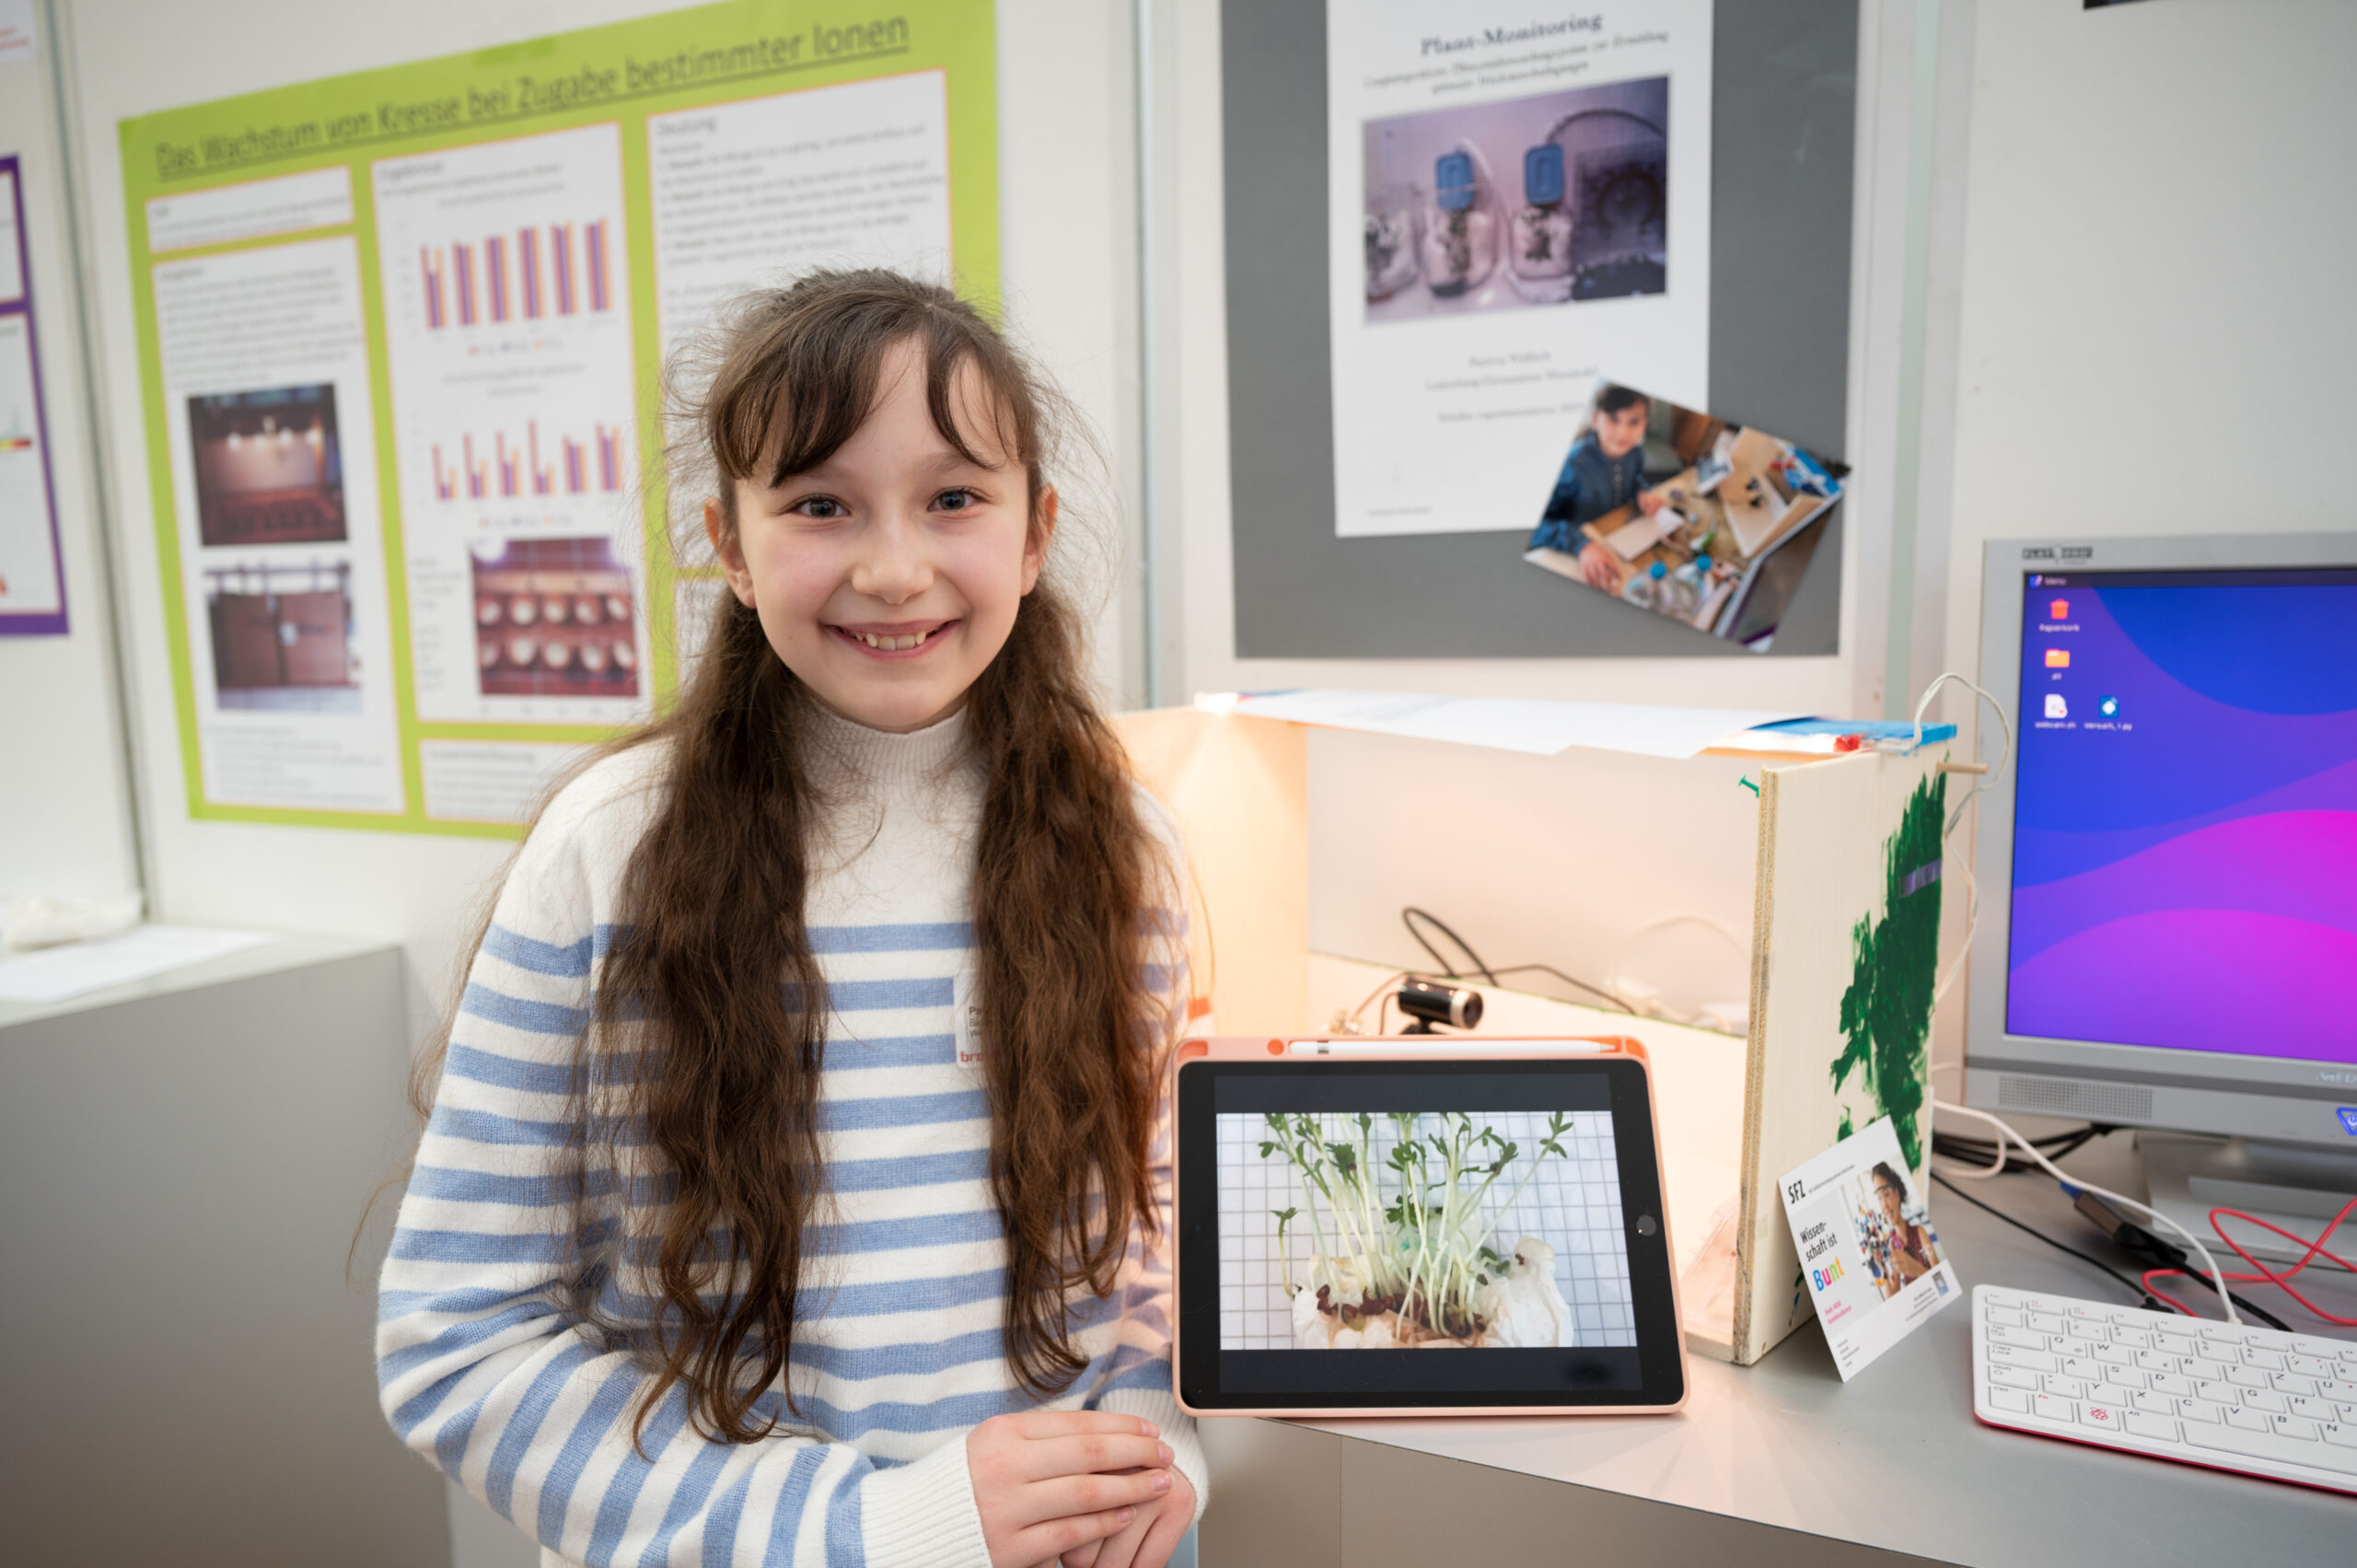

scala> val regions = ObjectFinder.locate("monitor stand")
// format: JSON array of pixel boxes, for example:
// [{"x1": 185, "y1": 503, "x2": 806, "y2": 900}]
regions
[{"x1": 2139, "y1": 1132, "x2": 2357, "y2": 1268}]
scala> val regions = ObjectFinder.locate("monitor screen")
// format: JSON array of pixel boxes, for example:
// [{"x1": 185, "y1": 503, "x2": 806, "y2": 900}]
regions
[{"x1": 2006, "y1": 566, "x2": 2357, "y2": 1065}]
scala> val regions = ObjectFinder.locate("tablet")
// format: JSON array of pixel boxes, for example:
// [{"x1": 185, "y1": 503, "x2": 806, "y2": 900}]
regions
[{"x1": 1173, "y1": 1036, "x2": 1688, "y2": 1416}]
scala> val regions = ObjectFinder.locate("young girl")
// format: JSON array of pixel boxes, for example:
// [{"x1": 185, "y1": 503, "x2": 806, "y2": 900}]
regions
[{"x1": 377, "y1": 270, "x2": 1205, "y2": 1568}]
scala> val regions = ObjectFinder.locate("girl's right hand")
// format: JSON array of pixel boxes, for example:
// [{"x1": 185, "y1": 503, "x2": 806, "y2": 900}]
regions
[{"x1": 966, "y1": 1411, "x2": 1174, "y2": 1568}]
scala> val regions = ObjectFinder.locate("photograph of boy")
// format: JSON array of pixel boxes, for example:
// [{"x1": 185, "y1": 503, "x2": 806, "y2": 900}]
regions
[{"x1": 1526, "y1": 383, "x2": 1665, "y2": 588}]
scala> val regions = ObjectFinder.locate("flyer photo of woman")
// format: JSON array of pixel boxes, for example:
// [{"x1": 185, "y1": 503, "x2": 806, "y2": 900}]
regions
[{"x1": 1859, "y1": 1160, "x2": 1941, "y2": 1299}]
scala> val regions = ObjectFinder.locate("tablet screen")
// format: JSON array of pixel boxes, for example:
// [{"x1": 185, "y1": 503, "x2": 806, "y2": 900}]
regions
[{"x1": 1176, "y1": 1056, "x2": 1685, "y2": 1411}]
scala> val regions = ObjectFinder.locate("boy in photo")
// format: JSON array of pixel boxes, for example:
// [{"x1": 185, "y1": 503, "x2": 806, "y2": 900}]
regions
[{"x1": 1527, "y1": 384, "x2": 1667, "y2": 587}]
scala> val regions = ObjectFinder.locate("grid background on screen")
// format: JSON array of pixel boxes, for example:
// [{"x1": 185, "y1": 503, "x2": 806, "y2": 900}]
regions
[{"x1": 1214, "y1": 1110, "x2": 1637, "y2": 1349}]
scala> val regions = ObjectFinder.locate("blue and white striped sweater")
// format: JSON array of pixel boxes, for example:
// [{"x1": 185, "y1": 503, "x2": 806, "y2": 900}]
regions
[{"x1": 377, "y1": 718, "x2": 1203, "y2": 1567}]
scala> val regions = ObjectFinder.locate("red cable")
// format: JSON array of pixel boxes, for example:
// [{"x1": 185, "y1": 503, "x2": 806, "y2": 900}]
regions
[{"x1": 2138, "y1": 1193, "x2": 2357, "y2": 1328}]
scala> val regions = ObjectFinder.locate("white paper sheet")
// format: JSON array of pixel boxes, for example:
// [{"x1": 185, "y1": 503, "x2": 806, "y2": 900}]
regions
[
  {"x1": 1326, "y1": 0, "x2": 1713, "y2": 538},
  {"x1": 1221, "y1": 688, "x2": 1801, "y2": 760},
  {"x1": 0, "y1": 925, "x2": 272, "y2": 1005}
]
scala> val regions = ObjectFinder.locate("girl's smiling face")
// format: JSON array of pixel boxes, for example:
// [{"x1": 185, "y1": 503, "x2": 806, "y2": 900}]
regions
[{"x1": 707, "y1": 338, "x2": 1051, "y2": 733}]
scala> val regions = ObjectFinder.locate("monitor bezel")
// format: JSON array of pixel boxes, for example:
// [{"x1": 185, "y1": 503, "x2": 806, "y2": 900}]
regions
[{"x1": 1967, "y1": 532, "x2": 2357, "y2": 1143}]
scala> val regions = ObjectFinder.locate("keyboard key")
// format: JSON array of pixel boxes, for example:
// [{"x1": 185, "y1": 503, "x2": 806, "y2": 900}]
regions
[
  {"x1": 2095, "y1": 1343, "x2": 2134, "y2": 1367},
  {"x1": 2290, "y1": 1355, "x2": 2338, "y2": 1377},
  {"x1": 1991, "y1": 1325, "x2": 2048, "y2": 1351},
  {"x1": 2243, "y1": 1348, "x2": 2287, "y2": 1372},
  {"x1": 2292, "y1": 1337, "x2": 2348, "y2": 1357},
  {"x1": 2199, "y1": 1325, "x2": 2245, "y2": 1345},
  {"x1": 2273, "y1": 1372, "x2": 2318, "y2": 1397},
  {"x1": 1987, "y1": 1385, "x2": 2031, "y2": 1415},
  {"x1": 2034, "y1": 1393, "x2": 2075, "y2": 1424},
  {"x1": 2151, "y1": 1372, "x2": 2196, "y2": 1397},
  {"x1": 2196, "y1": 1381, "x2": 2238, "y2": 1406},
  {"x1": 2186, "y1": 1358, "x2": 2231, "y2": 1383},
  {"x1": 2179, "y1": 1398, "x2": 2226, "y2": 1424},
  {"x1": 2138, "y1": 1352, "x2": 2183, "y2": 1376},
  {"x1": 2027, "y1": 1312, "x2": 2066, "y2": 1334},
  {"x1": 1986, "y1": 1307, "x2": 2025, "y2": 1328},
  {"x1": 2274, "y1": 1414, "x2": 2320, "y2": 1442},
  {"x1": 2320, "y1": 1380, "x2": 2357, "y2": 1402},
  {"x1": 2125, "y1": 1411, "x2": 2179, "y2": 1442},
  {"x1": 2080, "y1": 1401, "x2": 2122, "y2": 1430},
  {"x1": 2113, "y1": 1328, "x2": 2153, "y2": 1349},
  {"x1": 2186, "y1": 1419, "x2": 2357, "y2": 1475},
  {"x1": 2155, "y1": 1333, "x2": 2201, "y2": 1356},
  {"x1": 2326, "y1": 1424, "x2": 2357, "y2": 1451},
  {"x1": 2131, "y1": 1389, "x2": 2173, "y2": 1416},
  {"x1": 2058, "y1": 1356, "x2": 2107, "y2": 1383},
  {"x1": 2292, "y1": 1396, "x2": 2340, "y2": 1423},
  {"x1": 2239, "y1": 1388, "x2": 2289, "y2": 1414},
  {"x1": 2045, "y1": 1375, "x2": 2090, "y2": 1400},
  {"x1": 1990, "y1": 1365, "x2": 2040, "y2": 1392},
  {"x1": 2070, "y1": 1321, "x2": 2107, "y2": 1342},
  {"x1": 2227, "y1": 1406, "x2": 2271, "y2": 1434},
  {"x1": 2247, "y1": 1330, "x2": 2294, "y2": 1352},
  {"x1": 2228, "y1": 1365, "x2": 2271, "y2": 1389},
  {"x1": 1994, "y1": 1343, "x2": 2059, "y2": 1372},
  {"x1": 2092, "y1": 1385, "x2": 2133, "y2": 1410}
]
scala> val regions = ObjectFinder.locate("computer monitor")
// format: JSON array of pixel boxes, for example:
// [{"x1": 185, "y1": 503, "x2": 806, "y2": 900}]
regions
[{"x1": 1967, "y1": 533, "x2": 2357, "y2": 1253}]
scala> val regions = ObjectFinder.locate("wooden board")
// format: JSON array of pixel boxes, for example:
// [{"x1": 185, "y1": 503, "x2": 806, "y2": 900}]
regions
[{"x1": 1729, "y1": 746, "x2": 1949, "y2": 1364}]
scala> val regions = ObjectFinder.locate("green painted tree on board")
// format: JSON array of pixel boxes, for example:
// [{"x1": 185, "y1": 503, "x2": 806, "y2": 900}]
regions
[{"x1": 1829, "y1": 772, "x2": 1948, "y2": 1172}]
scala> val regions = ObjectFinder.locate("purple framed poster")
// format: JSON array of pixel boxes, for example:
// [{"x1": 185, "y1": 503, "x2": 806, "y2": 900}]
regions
[{"x1": 0, "y1": 154, "x2": 68, "y2": 635}]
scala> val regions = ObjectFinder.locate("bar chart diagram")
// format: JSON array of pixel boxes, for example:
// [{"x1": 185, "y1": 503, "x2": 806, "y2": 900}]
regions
[
  {"x1": 429, "y1": 423, "x2": 624, "y2": 501},
  {"x1": 418, "y1": 220, "x2": 614, "y2": 330},
  {"x1": 373, "y1": 122, "x2": 648, "y2": 728}
]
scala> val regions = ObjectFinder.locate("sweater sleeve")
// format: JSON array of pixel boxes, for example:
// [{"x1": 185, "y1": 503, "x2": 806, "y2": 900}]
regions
[
  {"x1": 375, "y1": 776, "x2": 991, "y2": 1568},
  {"x1": 1088, "y1": 793, "x2": 1210, "y2": 1528}
]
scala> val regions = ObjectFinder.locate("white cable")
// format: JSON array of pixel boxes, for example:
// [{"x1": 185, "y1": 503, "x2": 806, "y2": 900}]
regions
[
  {"x1": 1933, "y1": 1098, "x2": 2239, "y2": 1323},
  {"x1": 1609, "y1": 914, "x2": 1746, "y2": 1028}
]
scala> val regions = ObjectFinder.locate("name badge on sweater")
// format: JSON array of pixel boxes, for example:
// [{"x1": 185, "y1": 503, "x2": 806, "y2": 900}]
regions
[{"x1": 954, "y1": 965, "x2": 985, "y2": 1073}]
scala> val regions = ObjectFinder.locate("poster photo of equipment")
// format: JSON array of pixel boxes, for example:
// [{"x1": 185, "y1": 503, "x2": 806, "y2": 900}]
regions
[
  {"x1": 1523, "y1": 381, "x2": 1844, "y2": 650},
  {"x1": 470, "y1": 536, "x2": 641, "y2": 701},
  {"x1": 187, "y1": 385, "x2": 345, "y2": 548},
  {"x1": 1363, "y1": 76, "x2": 1667, "y2": 323},
  {"x1": 203, "y1": 560, "x2": 361, "y2": 712},
  {"x1": 1215, "y1": 1109, "x2": 1637, "y2": 1351}
]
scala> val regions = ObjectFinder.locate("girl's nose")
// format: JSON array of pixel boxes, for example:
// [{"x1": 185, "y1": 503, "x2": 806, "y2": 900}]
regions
[{"x1": 849, "y1": 514, "x2": 934, "y2": 603}]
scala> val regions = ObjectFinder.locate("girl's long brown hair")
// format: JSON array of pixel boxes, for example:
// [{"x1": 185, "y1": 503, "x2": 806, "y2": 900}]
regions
[{"x1": 412, "y1": 271, "x2": 1172, "y2": 1444}]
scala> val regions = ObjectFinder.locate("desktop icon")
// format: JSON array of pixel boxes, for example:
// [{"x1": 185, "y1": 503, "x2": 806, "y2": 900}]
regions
[
  {"x1": 2099, "y1": 695, "x2": 2119, "y2": 718},
  {"x1": 2340, "y1": 1108, "x2": 2357, "y2": 1135},
  {"x1": 2045, "y1": 649, "x2": 2071, "y2": 668},
  {"x1": 2050, "y1": 598, "x2": 2070, "y2": 621},
  {"x1": 2046, "y1": 694, "x2": 2069, "y2": 719}
]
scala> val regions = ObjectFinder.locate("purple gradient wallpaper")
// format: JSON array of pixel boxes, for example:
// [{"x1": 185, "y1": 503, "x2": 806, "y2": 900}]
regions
[{"x1": 2006, "y1": 571, "x2": 2357, "y2": 1064}]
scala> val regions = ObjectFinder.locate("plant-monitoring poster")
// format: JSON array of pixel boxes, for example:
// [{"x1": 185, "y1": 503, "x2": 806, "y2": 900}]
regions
[
  {"x1": 1327, "y1": 0, "x2": 1711, "y2": 538},
  {"x1": 119, "y1": 1, "x2": 996, "y2": 834}
]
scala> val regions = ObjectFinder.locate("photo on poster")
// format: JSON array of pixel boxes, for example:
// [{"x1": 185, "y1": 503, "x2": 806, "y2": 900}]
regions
[
  {"x1": 204, "y1": 560, "x2": 361, "y2": 712},
  {"x1": 471, "y1": 536, "x2": 640, "y2": 700},
  {"x1": 187, "y1": 385, "x2": 346, "y2": 547},
  {"x1": 1215, "y1": 1110, "x2": 1636, "y2": 1351},
  {"x1": 1523, "y1": 380, "x2": 1843, "y2": 651},
  {"x1": 1364, "y1": 76, "x2": 1667, "y2": 322}
]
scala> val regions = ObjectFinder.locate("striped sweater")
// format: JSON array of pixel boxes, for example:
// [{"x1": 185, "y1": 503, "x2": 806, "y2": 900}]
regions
[{"x1": 376, "y1": 705, "x2": 1205, "y2": 1566}]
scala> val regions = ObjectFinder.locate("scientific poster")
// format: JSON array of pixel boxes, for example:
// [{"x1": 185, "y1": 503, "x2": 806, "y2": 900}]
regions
[
  {"x1": 116, "y1": 1, "x2": 999, "y2": 834},
  {"x1": 1326, "y1": 2, "x2": 1712, "y2": 538},
  {"x1": 0, "y1": 156, "x2": 68, "y2": 635}
]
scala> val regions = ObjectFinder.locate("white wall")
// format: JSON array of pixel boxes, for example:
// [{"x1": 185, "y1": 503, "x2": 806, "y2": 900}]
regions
[
  {"x1": 1942, "y1": 0, "x2": 2357, "y2": 679},
  {"x1": 0, "y1": 30, "x2": 140, "y2": 908},
  {"x1": 48, "y1": 3, "x2": 1142, "y2": 1562}
]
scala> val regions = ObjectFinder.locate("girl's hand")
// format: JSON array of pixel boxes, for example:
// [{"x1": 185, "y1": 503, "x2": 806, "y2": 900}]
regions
[
  {"x1": 1577, "y1": 543, "x2": 1619, "y2": 590},
  {"x1": 1061, "y1": 1462, "x2": 1194, "y2": 1568},
  {"x1": 966, "y1": 1411, "x2": 1173, "y2": 1568}
]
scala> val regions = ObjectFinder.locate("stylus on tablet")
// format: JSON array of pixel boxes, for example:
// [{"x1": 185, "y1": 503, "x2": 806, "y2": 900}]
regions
[{"x1": 1281, "y1": 1040, "x2": 1616, "y2": 1056}]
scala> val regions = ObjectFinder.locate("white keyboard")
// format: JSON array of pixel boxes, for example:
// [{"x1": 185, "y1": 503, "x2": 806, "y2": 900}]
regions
[{"x1": 1972, "y1": 1283, "x2": 2357, "y2": 1493}]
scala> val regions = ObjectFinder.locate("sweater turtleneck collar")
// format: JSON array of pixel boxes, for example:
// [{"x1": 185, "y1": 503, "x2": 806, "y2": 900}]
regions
[{"x1": 800, "y1": 698, "x2": 974, "y2": 794}]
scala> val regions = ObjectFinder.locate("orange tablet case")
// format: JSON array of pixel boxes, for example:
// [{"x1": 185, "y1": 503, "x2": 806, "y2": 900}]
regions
[{"x1": 1171, "y1": 1034, "x2": 1689, "y2": 1418}]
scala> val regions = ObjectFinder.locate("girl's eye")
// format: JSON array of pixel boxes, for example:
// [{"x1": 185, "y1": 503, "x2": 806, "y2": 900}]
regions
[
  {"x1": 793, "y1": 496, "x2": 846, "y2": 519},
  {"x1": 935, "y1": 488, "x2": 977, "y2": 513}
]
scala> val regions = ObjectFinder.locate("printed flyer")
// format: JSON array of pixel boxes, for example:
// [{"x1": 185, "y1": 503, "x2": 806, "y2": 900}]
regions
[
  {"x1": 1325, "y1": 0, "x2": 1712, "y2": 538},
  {"x1": 117, "y1": 0, "x2": 997, "y2": 833},
  {"x1": 1781, "y1": 1116, "x2": 1959, "y2": 1380},
  {"x1": 0, "y1": 156, "x2": 68, "y2": 636}
]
